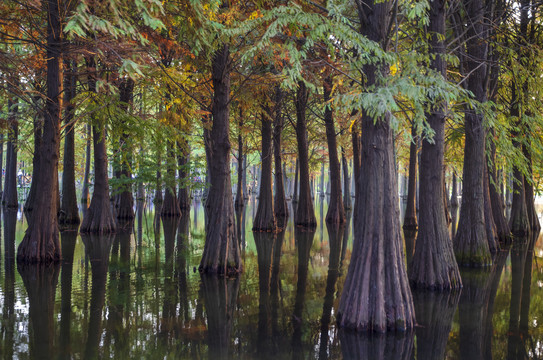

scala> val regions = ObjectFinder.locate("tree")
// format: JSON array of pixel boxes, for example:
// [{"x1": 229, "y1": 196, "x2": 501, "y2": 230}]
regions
[
  {"x1": 17, "y1": 0, "x2": 62, "y2": 262},
  {"x1": 337, "y1": 0, "x2": 415, "y2": 332},
  {"x1": 272, "y1": 87, "x2": 289, "y2": 227}
]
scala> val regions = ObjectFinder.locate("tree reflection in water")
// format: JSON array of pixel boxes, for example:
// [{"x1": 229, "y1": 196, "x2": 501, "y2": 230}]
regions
[
  {"x1": 339, "y1": 331, "x2": 414, "y2": 360},
  {"x1": 82, "y1": 233, "x2": 114, "y2": 359},
  {"x1": 2, "y1": 210, "x2": 15, "y2": 359},
  {"x1": 59, "y1": 229, "x2": 77, "y2": 360}
]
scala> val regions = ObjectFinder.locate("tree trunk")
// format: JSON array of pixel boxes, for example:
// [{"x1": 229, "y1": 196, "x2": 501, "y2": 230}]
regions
[
  {"x1": 24, "y1": 96, "x2": 43, "y2": 213},
  {"x1": 3, "y1": 83, "x2": 18, "y2": 209},
  {"x1": 17, "y1": 1, "x2": 62, "y2": 262},
  {"x1": 403, "y1": 123, "x2": 418, "y2": 230},
  {"x1": 59, "y1": 60, "x2": 80, "y2": 226},
  {"x1": 161, "y1": 142, "x2": 181, "y2": 217},
  {"x1": 483, "y1": 160, "x2": 499, "y2": 253},
  {"x1": 292, "y1": 159, "x2": 299, "y2": 203},
  {"x1": 253, "y1": 111, "x2": 276, "y2": 231},
  {"x1": 294, "y1": 81, "x2": 317, "y2": 229},
  {"x1": 235, "y1": 113, "x2": 244, "y2": 209},
  {"x1": 351, "y1": 119, "x2": 361, "y2": 202},
  {"x1": 523, "y1": 145, "x2": 540, "y2": 232},
  {"x1": 323, "y1": 76, "x2": 345, "y2": 224},
  {"x1": 338, "y1": 0, "x2": 415, "y2": 331},
  {"x1": 272, "y1": 87, "x2": 288, "y2": 227},
  {"x1": 454, "y1": 0, "x2": 491, "y2": 266},
  {"x1": 487, "y1": 135, "x2": 509, "y2": 240},
  {"x1": 177, "y1": 138, "x2": 191, "y2": 211},
  {"x1": 450, "y1": 172, "x2": 458, "y2": 207},
  {"x1": 341, "y1": 148, "x2": 352, "y2": 211},
  {"x1": 115, "y1": 78, "x2": 135, "y2": 220},
  {"x1": 81, "y1": 123, "x2": 92, "y2": 209},
  {"x1": 200, "y1": 44, "x2": 241, "y2": 274},
  {"x1": 80, "y1": 57, "x2": 116, "y2": 234}
]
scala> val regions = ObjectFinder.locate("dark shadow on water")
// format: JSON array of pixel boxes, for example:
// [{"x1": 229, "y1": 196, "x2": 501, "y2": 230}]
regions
[
  {"x1": 81, "y1": 233, "x2": 114, "y2": 360},
  {"x1": 413, "y1": 290, "x2": 460, "y2": 360},
  {"x1": 319, "y1": 223, "x2": 345, "y2": 360},
  {"x1": 17, "y1": 262, "x2": 60, "y2": 360},
  {"x1": 339, "y1": 330, "x2": 414, "y2": 360},
  {"x1": 200, "y1": 273, "x2": 241, "y2": 359},
  {"x1": 59, "y1": 229, "x2": 78, "y2": 360},
  {"x1": 292, "y1": 228, "x2": 315, "y2": 358}
]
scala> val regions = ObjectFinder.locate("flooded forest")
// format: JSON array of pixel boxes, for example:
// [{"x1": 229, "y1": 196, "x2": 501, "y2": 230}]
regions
[{"x1": 1, "y1": 0, "x2": 543, "y2": 359}]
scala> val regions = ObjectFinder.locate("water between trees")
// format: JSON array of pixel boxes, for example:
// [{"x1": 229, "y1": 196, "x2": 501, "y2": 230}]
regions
[{"x1": 0, "y1": 196, "x2": 541, "y2": 359}]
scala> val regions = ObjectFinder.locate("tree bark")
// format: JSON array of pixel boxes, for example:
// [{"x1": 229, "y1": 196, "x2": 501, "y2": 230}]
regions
[
  {"x1": 177, "y1": 138, "x2": 191, "y2": 211},
  {"x1": 454, "y1": 0, "x2": 491, "y2": 266},
  {"x1": 3, "y1": 83, "x2": 18, "y2": 209},
  {"x1": 403, "y1": 123, "x2": 418, "y2": 230},
  {"x1": 253, "y1": 111, "x2": 276, "y2": 231},
  {"x1": 200, "y1": 44, "x2": 241, "y2": 274},
  {"x1": 161, "y1": 141, "x2": 181, "y2": 217},
  {"x1": 115, "y1": 78, "x2": 135, "y2": 220},
  {"x1": 24, "y1": 96, "x2": 43, "y2": 214},
  {"x1": 59, "y1": 60, "x2": 80, "y2": 226},
  {"x1": 294, "y1": 81, "x2": 317, "y2": 229},
  {"x1": 323, "y1": 76, "x2": 345, "y2": 224},
  {"x1": 523, "y1": 145, "x2": 540, "y2": 232},
  {"x1": 483, "y1": 160, "x2": 499, "y2": 253},
  {"x1": 487, "y1": 138, "x2": 509, "y2": 240},
  {"x1": 338, "y1": 0, "x2": 415, "y2": 332},
  {"x1": 80, "y1": 57, "x2": 116, "y2": 234},
  {"x1": 235, "y1": 112, "x2": 244, "y2": 209},
  {"x1": 409, "y1": 0, "x2": 462, "y2": 290},
  {"x1": 17, "y1": 1, "x2": 62, "y2": 262},
  {"x1": 81, "y1": 124, "x2": 92, "y2": 209},
  {"x1": 341, "y1": 148, "x2": 352, "y2": 211},
  {"x1": 272, "y1": 87, "x2": 288, "y2": 227},
  {"x1": 292, "y1": 158, "x2": 299, "y2": 203}
]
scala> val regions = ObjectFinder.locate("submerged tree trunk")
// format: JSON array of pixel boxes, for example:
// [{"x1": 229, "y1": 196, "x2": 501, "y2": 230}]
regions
[
  {"x1": 177, "y1": 138, "x2": 191, "y2": 211},
  {"x1": 200, "y1": 44, "x2": 241, "y2": 274},
  {"x1": 81, "y1": 124, "x2": 92, "y2": 209},
  {"x1": 17, "y1": 1, "x2": 62, "y2": 262},
  {"x1": 115, "y1": 78, "x2": 135, "y2": 220},
  {"x1": 272, "y1": 87, "x2": 288, "y2": 227},
  {"x1": 59, "y1": 60, "x2": 80, "y2": 226},
  {"x1": 294, "y1": 81, "x2": 317, "y2": 229},
  {"x1": 162, "y1": 142, "x2": 181, "y2": 217},
  {"x1": 80, "y1": 57, "x2": 116, "y2": 234},
  {"x1": 253, "y1": 111, "x2": 276, "y2": 231},
  {"x1": 409, "y1": 0, "x2": 461, "y2": 290},
  {"x1": 403, "y1": 123, "x2": 418, "y2": 230},
  {"x1": 3, "y1": 84, "x2": 18, "y2": 209},
  {"x1": 338, "y1": 0, "x2": 415, "y2": 332},
  {"x1": 454, "y1": 0, "x2": 491, "y2": 266},
  {"x1": 323, "y1": 75, "x2": 345, "y2": 224}
]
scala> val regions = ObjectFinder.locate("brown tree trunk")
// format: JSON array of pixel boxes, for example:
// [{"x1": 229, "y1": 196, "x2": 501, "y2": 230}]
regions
[
  {"x1": 177, "y1": 139, "x2": 191, "y2": 211},
  {"x1": 403, "y1": 123, "x2": 418, "y2": 230},
  {"x1": 115, "y1": 78, "x2": 135, "y2": 220},
  {"x1": 235, "y1": 112, "x2": 244, "y2": 209},
  {"x1": 294, "y1": 81, "x2": 317, "y2": 229},
  {"x1": 338, "y1": 0, "x2": 415, "y2": 332},
  {"x1": 273, "y1": 87, "x2": 288, "y2": 227},
  {"x1": 24, "y1": 96, "x2": 43, "y2": 214},
  {"x1": 484, "y1": 161, "x2": 499, "y2": 253},
  {"x1": 17, "y1": 0, "x2": 62, "y2": 262},
  {"x1": 341, "y1": 148, "x2": 352, "y2": 211},
  {"x1": 253, "y1": 111, "x2": 276, "y2": 231},
  {"x1": 199, "y1": 44, "x2": 241, "y2": 274},
  {"x1": 323, "y1": 76, "x2": 345, "y2": 224},
  {"x1": 3, "y1": 83, "x2": 18, "y2": 210},
  {"x1": 454, "y1": 0, "x2": 491, "y2": 266},
  {"x1": 450, "y1": 172, "x2": 458, "y2": 207},
  {"x1": 59, "y1": 60, "x2": 80, "y2": 226},
  {"x1": 292, "y1": 159, "x2": 299, "y2": 203},
  {"x1": 409, "y1": 0, "x2": 461, "y2": 290},
  {"x1": 80, "y1": 57, "x2": 116, "y2": 234},
  {"x1": 162, "y1": 142, "x2": 181, "y2": 217},
  {"x1": 81, "y1": 123, "x2": 92, "y2": 209},
  {"x1": 487, "y1": 138, "x2": 509, "y2": 240}
]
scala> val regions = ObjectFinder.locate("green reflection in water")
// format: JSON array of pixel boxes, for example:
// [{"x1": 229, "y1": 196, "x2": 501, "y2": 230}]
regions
[{"x1": 0, "y1": 198, "x2": 542, "y2": 359}]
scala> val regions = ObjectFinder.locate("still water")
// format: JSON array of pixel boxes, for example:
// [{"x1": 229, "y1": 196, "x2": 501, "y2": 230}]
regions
[{"x1": 0, "y1": 197, "x2": 542, "y2": 359}]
